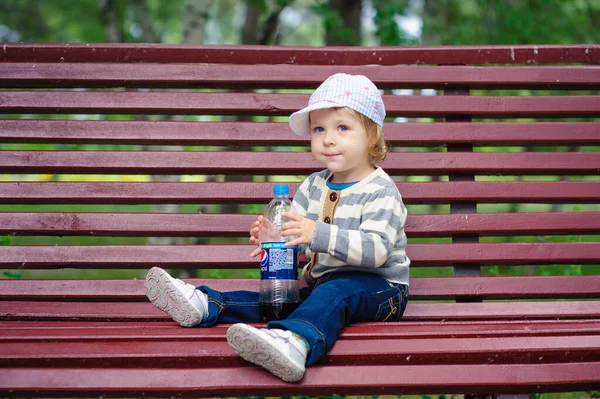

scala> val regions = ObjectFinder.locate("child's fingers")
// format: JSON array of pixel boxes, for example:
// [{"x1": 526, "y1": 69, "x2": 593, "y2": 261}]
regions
[
  {"x1": 250, "y1": 218, "x2": 262, "y2": 232},
  {"x1": 284, "y1": 238, "x2": 302, "y2": 247},
  {"x1": 281, "y1": 221, "x2": 298, "y2": 231},
  {"x1": 250, "y1": 247, "x2": 261, "y2": 257},
  {"x1": 250, "y1": 222, "x2": 262, "y2": 237},
  {"x1": 281, "y1": 211, "x2": 302, "y2": 221},
  {"x1": 281, "y1": 228, "x2": 301, "y2": 237}
]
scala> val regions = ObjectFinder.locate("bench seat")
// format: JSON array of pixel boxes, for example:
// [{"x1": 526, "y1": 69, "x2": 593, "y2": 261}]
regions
[{"x1": 1, "y1": 43, "x2": 599, "y2": 398}]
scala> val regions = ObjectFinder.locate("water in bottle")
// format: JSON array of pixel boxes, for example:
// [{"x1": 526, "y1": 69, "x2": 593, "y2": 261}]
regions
[{"x1": 258, "y1": 184, "x2": 299, "y2": 322}]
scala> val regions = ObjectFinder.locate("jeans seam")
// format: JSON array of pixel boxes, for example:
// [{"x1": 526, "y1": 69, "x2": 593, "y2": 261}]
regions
[
  {"x1": 207, "y1": 298, "x2": 225, "y2": 315},
  {"x1": 207, "y1": 297, "x2": 223, "y2": 306},
  {"x1": 374, "y1": 285, "x2": 402, "y2": 322},
  {"x1": 290, "y1": 318, "x2": 328, "y2": 357}
]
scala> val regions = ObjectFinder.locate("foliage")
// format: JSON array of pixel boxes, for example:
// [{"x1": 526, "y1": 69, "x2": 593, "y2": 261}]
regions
[
  {"x1": 310, "y1": 1, "x2": 360, "y2": 45},
  {"x1": 373, "y1": 0, "x2": 415, "y2": 45},
  {"x1": 2, "y1": 0, "x2": 599, "y2": 46},
  {"x1": 421, "y1": 0, "x2": 600, "y2": 45}
]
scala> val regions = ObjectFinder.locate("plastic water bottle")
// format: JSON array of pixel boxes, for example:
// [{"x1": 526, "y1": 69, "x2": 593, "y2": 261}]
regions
[{"x1": 258, "y1": 185, "x2": 299, "y2": 322}]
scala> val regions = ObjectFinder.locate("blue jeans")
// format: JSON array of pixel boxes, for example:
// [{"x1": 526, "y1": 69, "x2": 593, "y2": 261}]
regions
[{"x1": 196, "y1": 271, "x2": 409, "y2": 366}]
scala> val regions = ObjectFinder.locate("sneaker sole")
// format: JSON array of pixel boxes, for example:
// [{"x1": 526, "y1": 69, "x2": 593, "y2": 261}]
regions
[
  {"x1": 226, "y1": 323, "x2": 305, "y2": 382},
  {"x1": 144, "y1": 267, "x2": 202, "y2": 327}
]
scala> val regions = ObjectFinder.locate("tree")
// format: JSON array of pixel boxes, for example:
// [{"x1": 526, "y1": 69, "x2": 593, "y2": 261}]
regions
[
  {"x1": 309, "y1": 0, "x2": 361, "y2": 46},
  {"x1": 372, "y1": 0, "x2": 413, "y2": 46},
  {"x1": 326, "y1": 0, "x2": 362, "y2": 45},
  {"x1": 421, "y1": 0, "x2": 600, "y2": 45}
]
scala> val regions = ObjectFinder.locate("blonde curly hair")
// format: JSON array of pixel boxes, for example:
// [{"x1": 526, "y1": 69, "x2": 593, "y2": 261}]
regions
[{"x1": 346, "y1": 108, "x2": 389, "y2": 165}]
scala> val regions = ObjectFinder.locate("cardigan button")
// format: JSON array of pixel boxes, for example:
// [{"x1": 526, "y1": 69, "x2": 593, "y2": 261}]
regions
[
  {"x1": 329, "y1": 192, "x2": 338, "y2": 202},
  {"x1": 324, "y1": 216, "x2": 331, "y2": 224}
]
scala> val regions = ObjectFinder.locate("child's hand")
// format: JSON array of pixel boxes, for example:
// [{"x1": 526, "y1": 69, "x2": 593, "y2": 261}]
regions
[
  {"x1": 281, "y1": 212, "x2": 315, "y2": 247},
  {"x1": 249, "y1": 215, "x2": 263, "y2": 258}
]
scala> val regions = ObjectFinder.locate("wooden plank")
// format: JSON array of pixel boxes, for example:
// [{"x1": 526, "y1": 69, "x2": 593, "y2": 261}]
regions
[
  {"x1": 2, "y1": 301, "x2": 599, "y2": 321},
  {"x1": 2, "y1": 151, "x2": 599, "y2": 175},
  {"x1": 3, "y1": 320, "x2": 600, "y2": 342},
  {"x1": 2, "y1": 43, "x2": 598, "y2": 65},
  {"x1": 2, "y1": 120, "x2": 598, "y2": 146},
  {"x1": 2, "y1": 335, "x2": 599, "y2": 368},
  {"x1": 2, "y1": 63, "x2": 599, "y2": 89},
  {"x1": 1, "y1": 91, "x2": 599, "y2": 117},
  {"x1": 1, "y1": 212, "x2": 598, "y2": 237},
  {"x1": 1, "y1": 276, "x2": 599, "y2": 300},
  {"x1": 406, "y1": 241, "x2": 600, "y2": 266},
  {"x1": 2, "y1": 363, "x2": 599, "y2": 396},
  {"x1": 409, "y1": 276, "x2": 600, "y2": 299},
  {"x1": 1, "y1": 242, "x2": 598, "y2": 270},
  {"x1": 2, "y1": 181, "x2": 600, "y2": 205}
]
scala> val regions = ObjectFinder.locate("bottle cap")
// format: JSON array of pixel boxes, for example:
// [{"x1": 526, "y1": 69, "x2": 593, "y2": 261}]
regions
[{"x1": 273, "y1": 185, "x2": 289, "y2": 195}]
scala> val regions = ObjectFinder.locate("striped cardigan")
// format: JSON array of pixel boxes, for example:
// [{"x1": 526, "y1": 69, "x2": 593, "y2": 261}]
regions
[{"x1": 292, "y1": 167, "x2": 410, "y2": 285}]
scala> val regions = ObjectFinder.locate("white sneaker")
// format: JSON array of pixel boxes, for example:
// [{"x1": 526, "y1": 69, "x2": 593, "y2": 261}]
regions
[
  {"x1": 226, "y1": 323, "x2": 308, "y2": 382},
  {"x1": 144, "y1": 266, "x2": 208, "y2": 327}
]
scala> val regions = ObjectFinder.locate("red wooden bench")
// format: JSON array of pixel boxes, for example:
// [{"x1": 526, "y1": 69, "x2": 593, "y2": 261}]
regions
[{"x1": 1, "y1": 43, "x2": 600, "y2": 398}]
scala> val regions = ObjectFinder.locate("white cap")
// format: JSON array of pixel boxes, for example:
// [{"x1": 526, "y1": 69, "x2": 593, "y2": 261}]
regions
[{"x1": 289, "y1": 73, "x2": 386, "y2": 136}]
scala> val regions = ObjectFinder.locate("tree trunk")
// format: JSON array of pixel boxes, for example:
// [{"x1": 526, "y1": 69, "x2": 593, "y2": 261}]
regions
[
  {"x1": 327, "y1": 0, "x2": 362, "y2": 45},
  {"x1": 242, "y1": 2, "x2": 260, "y2": 44},
  {"x1": 97, "y1": 0, "x2": 125, "y2": 42}
]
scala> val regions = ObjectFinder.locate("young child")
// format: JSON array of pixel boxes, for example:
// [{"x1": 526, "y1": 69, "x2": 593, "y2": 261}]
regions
[{"x1": 145, "y1": 73, "x2": 409, "y2": 383}]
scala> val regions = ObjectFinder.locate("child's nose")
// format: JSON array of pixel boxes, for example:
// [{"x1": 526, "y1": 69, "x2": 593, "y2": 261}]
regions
[{"x1": 322, "y1": 130, "x2": 335, "y2": 145}]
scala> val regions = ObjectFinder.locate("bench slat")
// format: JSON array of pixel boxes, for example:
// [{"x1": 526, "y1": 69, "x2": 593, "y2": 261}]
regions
[
  {"x1": 2, "y1": 363, "x2": 599, "y2": 396},
  {"x1": 2, "y1": 276, "x2": 598, "y2": 300},
  {"x1": 3, "y1": 335, "x2": 599, "y2": 368},
  {"x1": 2, "y1": 120, "x2": 598, "y2": 146},
  {"x1": 3, "y1": 320, "x2": 600, "y2": 341},
  {"x1": 3, "y1": 43, "x2": 599, "y2": 64},
  {"x1": 2, "y1": 91, "x2": 599, "y2": 117},
  {"x1": 2, "y1": 301, "x2": 599, "y2": 321},
  {"x1": 2, "y1": 243, "x2": 598, "y2": 269},
  {"x1": 2, "y1": 212, "x2": 598, "y2": 237},
  {"x1": 2, "y1": 151, "x2": 599, "y2": 175},
  {"x1": 3, "y1": 63, "x2": 600, "y2": 89},
  {"x1": 2, "y1": 181, "x2": 600, "y2": 204}
]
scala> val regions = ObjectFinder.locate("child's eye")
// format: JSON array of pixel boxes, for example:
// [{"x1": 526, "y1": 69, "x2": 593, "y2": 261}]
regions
[
  {"x1": 339, "y1": 125, "x2": 349, "y2": 131},
  {"x1": 312, "y1": 126, "x2": 324, "y2": 133}
]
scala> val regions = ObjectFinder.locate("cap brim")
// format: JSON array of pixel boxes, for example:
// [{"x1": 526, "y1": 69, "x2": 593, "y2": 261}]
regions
[{"x1": 289, "y1": 100, "x2": 343, "y2": 136}]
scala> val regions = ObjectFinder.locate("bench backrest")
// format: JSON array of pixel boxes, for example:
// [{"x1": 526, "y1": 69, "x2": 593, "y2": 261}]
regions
[{"x1": 1, "y1": 44, "x2": 599, "y2": 311}]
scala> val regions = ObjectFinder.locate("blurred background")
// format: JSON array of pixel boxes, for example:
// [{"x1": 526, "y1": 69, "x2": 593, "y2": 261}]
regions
[{"x1": 0, "y1": 0, "x2": 598, "y2": 47}]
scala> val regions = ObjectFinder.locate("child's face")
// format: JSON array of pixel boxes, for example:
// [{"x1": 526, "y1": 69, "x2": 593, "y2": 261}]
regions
[{"x1": 309, "y1": 107, "x2": 374, "y2": 183}]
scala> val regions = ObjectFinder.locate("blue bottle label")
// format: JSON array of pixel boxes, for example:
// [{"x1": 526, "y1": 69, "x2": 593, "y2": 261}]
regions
[{"x1": 260, "y1": 242, "x2": 298, "y2": 280}]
